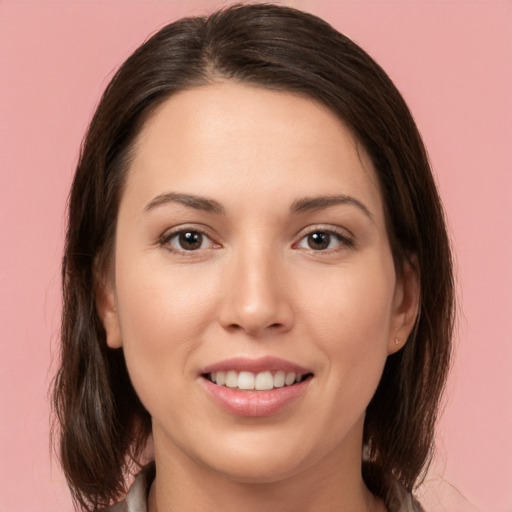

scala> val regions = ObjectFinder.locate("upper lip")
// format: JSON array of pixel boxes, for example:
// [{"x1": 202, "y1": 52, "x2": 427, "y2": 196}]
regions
[{"x1": 201, "y1": 356, "x2": 312, "y2": 375}]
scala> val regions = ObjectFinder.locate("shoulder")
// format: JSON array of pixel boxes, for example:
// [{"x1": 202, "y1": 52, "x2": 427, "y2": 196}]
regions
[
  {"x1": 101, "y1": 464, "x2": 155, "y2": 512},
  {"x1": 390, "y1": 471, "x2": 480, "y2": 512},
  {"x1": 388, "y1": 479, "x2": 426, "y2": 512},
  {"x1": 414, "y1": 473, "x2": 481, "y2": 512},
  {"x1": 100, "y1": 465, "x2": 476, "y2": 512}
]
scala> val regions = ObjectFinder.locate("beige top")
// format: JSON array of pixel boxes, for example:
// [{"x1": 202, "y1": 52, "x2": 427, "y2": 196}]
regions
[{"x1": 104, "y1": 464, "x2": 425, "y2": 512}]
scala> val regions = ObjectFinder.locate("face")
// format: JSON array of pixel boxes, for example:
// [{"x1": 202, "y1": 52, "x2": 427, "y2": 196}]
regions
[{"x1": 99, "y1": 82, "x2": 418, "y2": 484}]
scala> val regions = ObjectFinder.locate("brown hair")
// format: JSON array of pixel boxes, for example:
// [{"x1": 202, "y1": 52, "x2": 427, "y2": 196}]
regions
[{"x1": 52, "y1": 3, "x2": 454, "y2": 510}]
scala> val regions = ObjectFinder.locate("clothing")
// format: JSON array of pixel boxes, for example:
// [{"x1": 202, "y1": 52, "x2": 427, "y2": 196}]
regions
[
  {"x1": 103, "y1": 463, "x2": 425, "y2": 512},
  {"x1": 105, "y1": 465, "x2": 154, "y2": 512}
]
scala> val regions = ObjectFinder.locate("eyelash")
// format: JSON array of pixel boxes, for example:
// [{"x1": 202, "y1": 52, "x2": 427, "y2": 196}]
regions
[
  {"x1": 294, "y1": 226, "x2": 355, "y2": 253},
  {"x1": 159, "y1": 227, "x2": 219, "y2": 255},
  {"x1": 158, "y1": 226, "x2": 355, "y2": 255}
]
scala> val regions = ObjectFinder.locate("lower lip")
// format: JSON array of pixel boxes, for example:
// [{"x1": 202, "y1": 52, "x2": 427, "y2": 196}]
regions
[{"x1": 200, "y1": 377, "x2": 311, "y2": 417}]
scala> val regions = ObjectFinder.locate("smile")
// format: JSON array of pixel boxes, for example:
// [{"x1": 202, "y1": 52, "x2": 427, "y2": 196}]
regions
[
  {"x1": 199, "y1": 357, "x2": 314, "y2": 417},
  {"x1": 205, "y1": 370, "x2": 311, "y2": 391}
]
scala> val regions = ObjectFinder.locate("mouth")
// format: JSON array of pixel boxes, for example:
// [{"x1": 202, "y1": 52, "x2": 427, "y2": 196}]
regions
[
  {"x1": 202, "y1": 370, "x2": 314, "y2": 391},
  {"x1": 199, "y1": 356, "x2": 314, "y2": 416}
]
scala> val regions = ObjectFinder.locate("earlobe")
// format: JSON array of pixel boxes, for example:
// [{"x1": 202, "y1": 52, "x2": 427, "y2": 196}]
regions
[
  {"x1": 95, "y1": 275, "x2": 123, "y2": 349},
  {"x1": 388, "y1": 257, "x2": 420, "y2": 355}
]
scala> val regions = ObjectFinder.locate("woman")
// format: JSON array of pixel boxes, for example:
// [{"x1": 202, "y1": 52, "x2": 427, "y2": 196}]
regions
[{"x1": 52, "y1": 4, "x2": 454, "y2": 512}]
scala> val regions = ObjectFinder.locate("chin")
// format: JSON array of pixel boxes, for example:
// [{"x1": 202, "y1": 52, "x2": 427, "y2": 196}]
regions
[
  {"x1": 210, "y1": 454, "x2": 308, "y2": 485},
  {"x1": 192, "y1": 432, "x2": 323, "y2": 485}
]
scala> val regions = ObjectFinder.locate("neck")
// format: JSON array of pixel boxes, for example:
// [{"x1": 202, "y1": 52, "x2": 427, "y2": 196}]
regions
[
  {"x1": 149, "y1": 470, "x2": 384, "y2": 512},
  {"x1": 148, "y1": 424, "x2": 386, "y2": 512}
]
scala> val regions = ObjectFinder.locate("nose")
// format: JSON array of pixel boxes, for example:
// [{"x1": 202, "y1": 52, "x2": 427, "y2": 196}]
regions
[{"x1": 217, "y1": 247, "x2": 295, "y2": 337}]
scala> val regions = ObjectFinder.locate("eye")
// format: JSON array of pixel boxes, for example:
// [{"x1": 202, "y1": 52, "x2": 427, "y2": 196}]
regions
[
  {"x1": 162, "y1": 229, "x2": 217, "y2": 253},
  {"x1": 295, "y1": 229, "x2": 353, "y2": 251}
]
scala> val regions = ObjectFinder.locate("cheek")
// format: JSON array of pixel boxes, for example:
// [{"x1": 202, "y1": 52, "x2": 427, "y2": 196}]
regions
[
  {"x1": 303, "y1": 270, "x2": 394, "y2": 434},
  {"x1": 300, "y1": 259, "x2": 396, "y2": 343},
  {"x1": 113, "y1": 252, "x2": 220, "y2": 408},
  {"x1": 297, "y1": 254, "x2": 396, "y2": 393}
]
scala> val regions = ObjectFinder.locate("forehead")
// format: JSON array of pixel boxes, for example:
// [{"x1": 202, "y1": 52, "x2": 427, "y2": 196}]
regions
[
  {"x1": 137, "y1": 82, "x2": 361, "y2": 160},
  {"x1": 125, "y1": 81, "x2": 384, "y2": 220}
]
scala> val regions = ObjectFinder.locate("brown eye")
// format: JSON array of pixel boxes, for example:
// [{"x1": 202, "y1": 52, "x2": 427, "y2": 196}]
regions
[
  {"x1": 307, "y1": 232, "x2": 331, "y2": 250},
  {"x1": 166, "y1": 230, "x2": 206, "y2": 251},
  {"x1": 179, "y1": 231, "x2": 203, "y2": 250},
  {"x1": 295, "y1": 229, "x2": 353, "y2": 252}
]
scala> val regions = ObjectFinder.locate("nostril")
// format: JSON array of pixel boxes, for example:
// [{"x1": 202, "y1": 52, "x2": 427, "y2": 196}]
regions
[
  {"x1": 225, "y1": 323, "x2": 243, "y2": 332},
  {"x1": 224, "y1": 322, "x2": 284, "y2": 336}
]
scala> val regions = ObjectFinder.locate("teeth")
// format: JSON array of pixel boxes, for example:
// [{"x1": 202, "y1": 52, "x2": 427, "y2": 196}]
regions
[
  {"x1": 285, "y1": 372, "x2": 296, "y2": 386},
  {"x1": 209, "y1": 370, "x2": 306, "y2": 390},
  {"x1": 238, "y1": 371, "x2": 255, "y2": 390},
  {"x1": 255, "y1": 371, "x2": 273, "y2": 390},
  {"x1": 273, "y1": 370, "x2": 285, "y2": 388},
  {"x1": 225, "y1": 370, "x2": 238, "y2": 388}
]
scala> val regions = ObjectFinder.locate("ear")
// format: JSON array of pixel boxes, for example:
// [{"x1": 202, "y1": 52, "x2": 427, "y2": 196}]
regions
[
  {"x1": 95, "y1": 272, "x2": 123, "y2": 349},
  {"x1": 388, "y1": 256, "x2": 420, "y2": 355}
]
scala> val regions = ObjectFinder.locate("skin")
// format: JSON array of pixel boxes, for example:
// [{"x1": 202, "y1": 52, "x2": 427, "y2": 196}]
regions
[{"x1": 98, "y1": 82, "x2": 419, "y2": 512}]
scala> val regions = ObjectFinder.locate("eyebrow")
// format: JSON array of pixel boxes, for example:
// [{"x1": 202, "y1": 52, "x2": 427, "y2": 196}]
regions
[
  {"x1": 144, "y1": 192, "x2": 225, "y2": 214},
  {"x1": 290, "y1": 194, "x2": 374, "y2": 221},
  {"x1": 144, "y1": 191, "x2": 373, "y2": 221}
]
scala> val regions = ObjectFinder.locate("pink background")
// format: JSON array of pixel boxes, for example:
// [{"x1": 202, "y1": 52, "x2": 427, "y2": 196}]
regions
[{"x1": 1, "y1": 1, "x2": 511, "y2": 511}]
